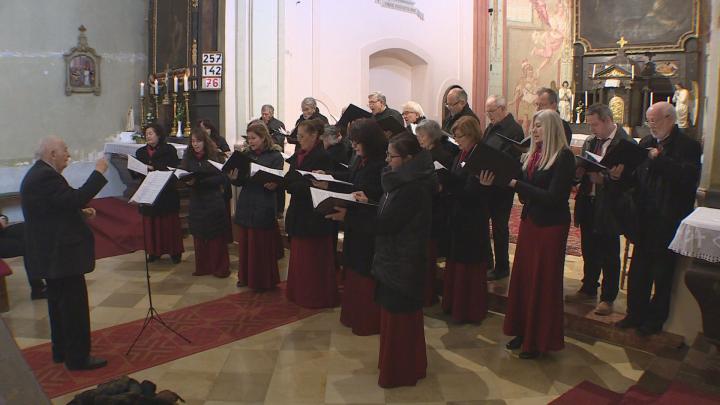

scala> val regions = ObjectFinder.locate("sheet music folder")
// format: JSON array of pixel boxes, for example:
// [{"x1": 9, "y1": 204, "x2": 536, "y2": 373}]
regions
[
  {"x1": 462, "y1": 142, "x2": 522, "y2": 186},
  {"x1": 310, "y1": 188, "x2": 377, "y2": 216},
  {"x1": 129, "y1": 170, "x2": 175, "y2": 206}
]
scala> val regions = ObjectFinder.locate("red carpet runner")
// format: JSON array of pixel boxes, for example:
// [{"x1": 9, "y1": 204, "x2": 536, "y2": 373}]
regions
[
  {"x1": 87, "y1": 197, "x2": 145, "y2": 259},
  {"x1": 22, "y1": 287, "x2": 321, "y2": 398},
  {"x1": 508, "y1": 204, "x2": 582, "y2": 257}
]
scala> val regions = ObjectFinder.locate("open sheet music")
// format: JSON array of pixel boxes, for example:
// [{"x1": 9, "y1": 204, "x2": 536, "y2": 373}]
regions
[
  {"x1": 296, "y1": 170, "x2": 353, "y2": 186},
  {"x1": 129, "y1": 170, "x2": 174, "y2": 205},
  {"x1": 167, "y1": 167, "x2": 193, "y2": 179},
  {"x1": 249, "y1": 162, "x2": 285, "y2": 185},
  {"x1": 127, "y1": 154, "x2": 148, "y2": 176},
  {"x1": 310, "y1": 187, "x2": 377, "y2": 215}
]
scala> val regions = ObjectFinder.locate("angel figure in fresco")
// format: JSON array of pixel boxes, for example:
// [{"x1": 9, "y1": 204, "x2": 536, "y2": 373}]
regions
[
  {"x1": 510, "y1": 60, "x2": 539, "y2": 134},
  {"x1": 530, "y1": 0, "x2": 570, "y2": 72}
]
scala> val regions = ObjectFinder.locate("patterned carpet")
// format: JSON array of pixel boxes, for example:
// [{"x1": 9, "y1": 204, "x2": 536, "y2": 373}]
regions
[
  {"x1": 21, "y1": 285, "x2": 320, "y2": 398},
  {"x1": 508, "y1": 204, "x2": 582, "y2": 257}
]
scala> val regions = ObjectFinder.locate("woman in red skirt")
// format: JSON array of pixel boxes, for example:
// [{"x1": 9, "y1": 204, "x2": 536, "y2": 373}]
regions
[
  {"x1": 229, "y1": 122, "x2": 284, "y2": 290},
  {"x1": 284, "y1": 119, "x2": 338, "y2": 308},
  {"x1": 135, "y1": 124, "x2": 184, "y2": 263},
  {"x1": 334, "y1": 134, "x2": 436, "y2": 388},
  {"x1": 442, "y1": 116, "x2": 491, "y2": 323},
  {"x1": 181, "y1": 128, "x2": 230, "y2": 278},
  {"x1": 416, "y1": 120, "x2": 454, "y2": 306},
  {"x1": 481, "y1": 109, "x2": 575, "y2": 359},
  {"x1": 324, "y1": 118, "x2": 386, "y2": 335}
]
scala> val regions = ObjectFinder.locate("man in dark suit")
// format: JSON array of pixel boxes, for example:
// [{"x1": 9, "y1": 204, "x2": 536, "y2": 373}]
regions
[
  {"x1": 261, "y1": 104, "x2": 287, "y2": 147},
  {"x1": 20, "y1": 136, "x2": 109, "y2": 370},
  {"x1": 368, "y1": 91, "x2": 404, "y2": 125},
  {"x1": 566, "y1": 104, "x2": 633, "y2": 316},
  {"x1": 482, "y1": 95, "x2": 525, "y2": 281},
  {"x1": 442, "y1": 87, "x2": 480, "y2": 134},
  {"x1": 536, "y1": 87, "x2": 573, "y2": 145},
  {"x1": 288, "y1": 97, "x2": 329, "y2": 143},
  {"x1": 609, "y1": 102, "x2": 701, "y2": 336}
]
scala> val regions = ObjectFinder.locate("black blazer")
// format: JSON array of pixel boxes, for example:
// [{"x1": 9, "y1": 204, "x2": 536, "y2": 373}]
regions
[
  {"x1": 232, "y1": 149, "x2": 284, "y2": 229},
  {"x1": 442, "y1": 104, "x2": 480, "y2": 133},
  {"x1": 339, "y1": 158, "x2": 385, "y2": 276},
  {"x1": 284, "y1": 143, "x2": 335, "y2": 237},
  {"x1": 288, "y1": 110, "x2": 329, "y2": 143},
  {"x1": 181, "y1": 152, "x2": 229, "y2": 239},
  {"x1": 562, "y1": 119, "x2": 573, "y2": 145},
  {"x1": 444, "y1": 145, "x2": 492, "y2": 264},
  {"x1": 326, "y1": 142, "x2": 350, "y2": 166},
  {"x1": 135, "y1": 143, "x2": 181, "y2": 215},
  {"x1": 483, "y1": 113, "x2": 526, "y2": 160},
  {"x1": 515, "y1": 148, "x2": 575, "y2": 227},
  {"x1": 20, "y1": 160, "x2": 107, "y2": 279}
]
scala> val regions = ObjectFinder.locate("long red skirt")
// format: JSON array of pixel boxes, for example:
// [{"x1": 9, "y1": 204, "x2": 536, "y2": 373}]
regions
[
  {"x1": 142, "y1": 213, "x2": 184, "y2": 257},
  {"x1": 340, "y1": 269, "x2": 380, "y2": 335},
  {"x1": 237, "y1": 225, "x2": 280, "y2": 290},
  {"x1": 423, "y1": 240, "x2": 439, "y2": 306},
  {"x1": 286, "y1": 235, "x2": 339, "y2": 308},
  {"x1": 503, "y1": 218, "x2": 568, "y2": 353},
  {"x1": 441, "y1": 261, "x2": 488, "y2": 323},
  {"x1": 378, "y1": 308, "x2": 427, "y2": 388},
  {"x1": 192, "y1": 236, "x2": 230, "y2": 278}
]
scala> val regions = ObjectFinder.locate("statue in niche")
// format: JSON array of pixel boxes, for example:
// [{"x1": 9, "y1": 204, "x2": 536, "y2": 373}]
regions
[
  {"x1": 673, "y1": 83, "x2": 691, "y2": 128},
  {"x1": 558, "y1": 81, "x2": 573, "y2": 122},
  {"x1": 609, "y1": 95, "x2": 624, "y2": 124}
]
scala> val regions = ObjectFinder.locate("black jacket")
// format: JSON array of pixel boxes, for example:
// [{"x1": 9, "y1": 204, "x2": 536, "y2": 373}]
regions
[
  {"x1": 442, "y1": 104, "x2": 480, "y2": 133},
  {"x1": 574, "y1": 126, "x2": 633, "y2": 235},
  {"x1": 429, "y1": 146, "x2": 454, "y2": 242},
  {"x1": 339, "y1": 158, "x2": 385, "y2": 276},
  {"x1": 135, "y1": 143, "x2": 181, "y2": 216},
  {"x1": 288, "y1": 110, "x2": 329, "y2": 143},
  {"x1": 326, "y1": 142, "x2": 351, "y2": 166},
  {"x1": 373, "y1": 107, "x2": 404, "y2": 125},
  {"x1": 610, "y1": 126, "x2": 701, "y2": 244},
  {"x1": 369, "y1": 151, "x2": 437, "y2": 312},
  {"x1": 483, "y1": 113, "x2": 525, "y2": 160},
  {"x1": 232, "y1": 149, "x2": 284, "y2": 229},
  {"x1": 444, "y1": 145, "x2": 492, "y2": 263},
  {"x1": 181, "y1": 152, "x2": 229, "y2": 239},
  {"x1": 562, "y1": 119, "x2": 573, "y2": 145},
  {"x1": 266, "y1": 117, "x2": 287, "y2": 146},
  {"x1": 515, "y1": 148, "x2": 575, "y2": 227},
  {"x1": 284, "y1": 143, "x2": 336, "y2": 236},
  {"x1": 20, "y1": 160, "x2": 107, "y2": 279}
]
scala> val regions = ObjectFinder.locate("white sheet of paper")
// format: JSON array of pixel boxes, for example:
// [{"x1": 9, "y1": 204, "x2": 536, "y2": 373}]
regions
[
  {"x1": 296, "y1": 170, "x2": 353, "y2": 185},
  {"x1": 250, "y1": 162, "x2": 284, "y2": 177},
  {"x1": 585, "y1": 151, "x2": 603, "y2": 162},
  {"x1": 433, "y1": 161, "x2": 446, "y2": 171},
  {"x1": 129, "y1": 170, "x2": 174, "y2": 205},
  {"x1": 207, "y1": 160, "x2": 224, "y2": 171},
  {"x1": 280, "y1": 152, "x2": 291, "y2": 160},
  {"x1": 310, "y1": 187, "x2": 357, "y2": 208},
  {"x1": 127, "y1": 154, "x2": 148, "y2": 176},
  {"x1": 167, "y1": 167, "x2": 192, "y2": 179}
]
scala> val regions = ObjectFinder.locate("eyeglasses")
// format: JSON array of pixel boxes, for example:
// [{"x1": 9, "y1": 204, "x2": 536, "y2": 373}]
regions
[
  {"x1": 386, "y1": 152, "x2": 402, "y2": 159},
  {"x1": 445, "y1": 100, "x2": 461, "y2": 108},
  {"x1": 485, "y1": 108, "x2": 499, "y2": 114}
]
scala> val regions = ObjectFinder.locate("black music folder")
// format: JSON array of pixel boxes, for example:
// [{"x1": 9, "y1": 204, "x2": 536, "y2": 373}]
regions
[
  {"x1": 462, "y1": 142, "x2": 522, "y2": 186},
  {"x1": 600, "y1": 139, "x2": 648, "y2": 173},
  {"x1": 310, "y1": 188, "x2": 377, "y2": 216},
  {"x1": 495, "y1": 133, "x2": 531, "y2": 148},
  {"x1": 377, "y1": 115, "x2": 407, "y2": 136},
  {"x1": 336, "y1": 104, "x2": 373, "y2": 129}
]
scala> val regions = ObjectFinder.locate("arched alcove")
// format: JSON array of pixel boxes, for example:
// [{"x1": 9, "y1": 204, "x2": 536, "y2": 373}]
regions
[{"x1": 368, "y1": 48, "x2": 428, "y2": 111}]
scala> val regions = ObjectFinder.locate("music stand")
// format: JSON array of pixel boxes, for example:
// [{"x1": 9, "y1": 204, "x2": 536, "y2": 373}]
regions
[{"x1": 126, "y1": 170, "x2": 191, "y2": 355}]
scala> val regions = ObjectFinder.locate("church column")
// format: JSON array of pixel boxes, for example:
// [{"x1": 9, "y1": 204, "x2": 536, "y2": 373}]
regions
[{"x1": 473, "y1": 0, "x2": 490, "y2": 128}]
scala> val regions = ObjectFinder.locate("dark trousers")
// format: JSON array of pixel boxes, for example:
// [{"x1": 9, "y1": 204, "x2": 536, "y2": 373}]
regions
[
  {"x1": 46, "y1": 275, "x2": 91, "y2": 366},
  {"x1": 579, "y1": 219, "x2": 621, "y2": 302},
  {"x1": 626, "y1": 232, "x2": 677, "y2": 330},
  {"x1": 0, "y1": 223, "x2": 44, "y2": 291},
  {"x1": 487, "y1": 187, "x2": 514, "y2": 272}
]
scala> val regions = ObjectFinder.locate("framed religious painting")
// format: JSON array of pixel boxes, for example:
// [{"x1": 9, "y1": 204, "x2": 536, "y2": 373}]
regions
[{"x1": 64, "y1": 25, "x2": 101, "y2": 96}]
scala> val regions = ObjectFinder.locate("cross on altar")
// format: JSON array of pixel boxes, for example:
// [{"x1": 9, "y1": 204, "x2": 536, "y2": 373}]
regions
[{"x1": 617, "y1": 36, "x2": 628, "y2": 48}]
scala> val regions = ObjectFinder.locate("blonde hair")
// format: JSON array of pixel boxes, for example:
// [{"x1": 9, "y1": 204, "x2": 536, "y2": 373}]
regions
[
  {"x1": 451, "y1": 115, "x2": 483, "y2": 144},
  {"x1": 401, "y1": 101, "x2": 425, "y2": 117},
  {"x1": 522, "y1": 109, "x2": 568, "y2": 171}
]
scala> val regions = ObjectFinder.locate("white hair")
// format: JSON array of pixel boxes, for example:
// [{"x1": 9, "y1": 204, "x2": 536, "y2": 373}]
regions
[
  {"x1": 368, "y1": 91, "x2": 387, "y2": 105},
  {"x1": 487, "y1": 95, "x2": 507, "y2": 108},
  {"x1": 401, "y1": 101, "x2": 425, "y2": 117},
  {"x1": 35, "y1": 135, "x2": 64, "y2": 160}
]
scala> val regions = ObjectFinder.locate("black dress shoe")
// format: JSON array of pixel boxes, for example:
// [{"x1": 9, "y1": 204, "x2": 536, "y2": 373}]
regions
[
  {"x1": 506, "y1": 336, "x2": 524, "y2": 350},
  {"x1": 31, "y1": 288, "x2": 48, "y2": 300},
  {"x1": 636, "y1": 324, "x2": 662, "y2": 337},
  {"x1": 487, "y1": 269, "x2": 509, "y2": 281},
  {"x1": 519, "y1": 351, "x2": 540, "y2": 359},
  {"x1": 66, "y1": 356, "x2": 108, "y2": 371},
  {"x1": 615, "y1": 316, "x2": 641, "y2": 329},
  {"x1": 171, "y1": 254, "x2": 182, "y2": 264}
]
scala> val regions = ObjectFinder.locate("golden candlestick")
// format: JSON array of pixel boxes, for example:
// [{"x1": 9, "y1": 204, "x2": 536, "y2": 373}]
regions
[
  {"x1": 140, "y1": 96, "x2": 145, "y2": 128},
  {"x1": 183, "y1": 91, "x2": 191, "y2": 137},
  {"x1": 171, "y1": 93, "x2": 178, "y2": 134},
  {"x1": 153, "y1": 95, "x2": 160, "y2": 123}
]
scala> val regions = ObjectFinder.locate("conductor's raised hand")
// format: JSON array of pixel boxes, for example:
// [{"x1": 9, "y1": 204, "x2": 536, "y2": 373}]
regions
[
  {"x1": 325, "y1": 206, "x2": 347, "y2": 222},
  {"x1": 95, "y1": 158, "x2": 108, "y2": 174}
]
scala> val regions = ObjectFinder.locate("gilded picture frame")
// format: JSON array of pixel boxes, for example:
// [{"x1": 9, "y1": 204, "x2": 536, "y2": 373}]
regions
[{"x1": 64, "y1": 26, "x2": 101, "y2": 96}]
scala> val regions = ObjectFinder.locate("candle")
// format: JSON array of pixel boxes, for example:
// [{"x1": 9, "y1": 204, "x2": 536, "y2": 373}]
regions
[
  {"x1": 650, "y1": 92, "x2": 654, "y2": 105},
  {"x1": 173, "y1": 76, "x2": 178, "y2": 93},
  {"x1": 140, "y1": 82, "x2": 144, "y2": 97},
  {"x1": 667, "y1": 96, "x2": 671, "y2": 103},
  {"x1": 631, "y1": 65, "x2": 635, "y2": 80},
  {"x1": 584, "y1": 91, "x2": 588, "y2": 106},
  {"x1": 183, "y1": 74, "x2": 189, "y2": 91},
  {"x1": 592, "y1": 64, "x2": 596, "y2": 78},
  {"x1": 154, "y1": 79, "x2": 159, "y2": 95}
]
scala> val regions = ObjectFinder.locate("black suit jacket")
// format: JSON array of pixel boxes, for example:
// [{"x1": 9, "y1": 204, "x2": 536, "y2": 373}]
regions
[
  {"x1": 20, "y1": 160, "x2": 107, "y2": 279},
  {"x1": 515, "y1": 148, "x2": 575, "y2": 227},
  {"x1": 483, "y1": 113, "x2": 525, "y2": 160},
  {"x1": 562, "y1": 119, "x2": 573, "y2": 145},
  {"x1": 284, "y1": 143, "x2": 335, "y2": 236},
  {"x1": 442, "y1": 104, "x2": 480, "y2": 133}
]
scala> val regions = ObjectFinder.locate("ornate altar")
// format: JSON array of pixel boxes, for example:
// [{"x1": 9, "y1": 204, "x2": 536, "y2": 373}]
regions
[{"x1": 572, "y1": 0, "x2": 700, "y2": 137}]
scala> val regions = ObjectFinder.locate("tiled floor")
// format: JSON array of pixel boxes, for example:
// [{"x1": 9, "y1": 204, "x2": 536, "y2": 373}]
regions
[{"x1": 1, "y1": 237, "x2": 646, "y2": 404}]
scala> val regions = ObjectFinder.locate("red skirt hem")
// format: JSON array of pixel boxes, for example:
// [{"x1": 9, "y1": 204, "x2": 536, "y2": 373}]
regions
[
  {"x1": 237, "y1": 225, "x2": 280, "y2": 290},
  {"x1": 378, "y1": 308, "x2": 427, "y2": 388},
  {"x1": 142, "y1": 213, "x2": 184, "y2": 256},
  {"x1": 340, "y1": 269, "x2": 380, "y2": 336},
  {"x1": 192, "y1": 236, "x2": 230, "y2": 278},
  {"x1": 286, "y1": 236, "x2": 339, "y2": 308},
  {"x1": 442, "y1": 261, "x2": 488, "y2": 323}
]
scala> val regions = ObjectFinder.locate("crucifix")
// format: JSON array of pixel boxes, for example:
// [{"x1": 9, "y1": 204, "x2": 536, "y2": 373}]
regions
[{"x1": 616, "y1": 36, "x2": 628, "y2": 48}]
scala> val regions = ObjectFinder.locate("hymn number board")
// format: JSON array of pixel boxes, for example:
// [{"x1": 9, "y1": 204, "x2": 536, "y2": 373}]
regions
[{"x1": 201, "y1": 52, "x2": 223, "y2": 90}]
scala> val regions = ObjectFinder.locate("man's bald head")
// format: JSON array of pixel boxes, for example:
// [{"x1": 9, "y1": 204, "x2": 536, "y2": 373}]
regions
[
  {"x1": 646, "y1": 102, "x2": 676, "y2": 140},
  {"x1": 446, "y1": 88, "x2": 468, "y2": 116},
  {"x1": 36, "y1": 136, "x2": 70, "y2": 172}
]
